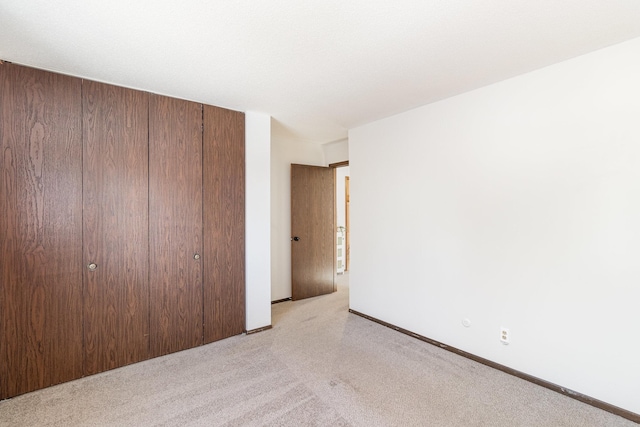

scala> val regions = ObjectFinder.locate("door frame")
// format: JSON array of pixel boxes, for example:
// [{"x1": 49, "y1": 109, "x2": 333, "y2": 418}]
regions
[{"x1": 329, "y1": 161, "x2": 349, "y2": 274}]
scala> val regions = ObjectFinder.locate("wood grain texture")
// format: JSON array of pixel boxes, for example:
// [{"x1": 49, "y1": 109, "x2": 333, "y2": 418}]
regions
[
  {"x1": 0, "y1": 64, "x2": 83, "y2": 399},
  {"x1": 202, "y1": 105, "x2": 245, "y2": 343},
  {"x1": 82, "y1": 80, "x2": 150, "y2": 375},
  {"x1": 291, "y1": 164, "x2": 336, "y2": 300},
  {"x1": 149, "y1": 94, "x2": 204, "y2": 357}
]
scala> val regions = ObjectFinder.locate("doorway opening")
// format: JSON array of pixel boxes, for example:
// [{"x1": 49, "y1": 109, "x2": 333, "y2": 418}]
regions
[
  {"x1": 332, "y1": 162, "x2": 350, "y2": 274},
  {"x1": 289, "y1": 161, "x2": 349, "y2": 301}
]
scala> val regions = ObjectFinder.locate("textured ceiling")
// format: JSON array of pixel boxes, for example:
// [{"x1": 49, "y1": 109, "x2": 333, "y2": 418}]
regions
[{"x1": 2, "y1": 1, "x2": 640, "y2": 144}]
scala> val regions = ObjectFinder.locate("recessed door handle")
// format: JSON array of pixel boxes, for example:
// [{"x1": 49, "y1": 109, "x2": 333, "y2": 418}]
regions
[{"x1": 87, "y1": 263, "x2": 97, "y2": 271}]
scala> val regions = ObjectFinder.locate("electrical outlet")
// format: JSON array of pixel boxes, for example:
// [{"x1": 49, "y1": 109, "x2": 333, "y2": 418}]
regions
[{"x1": 500, "y1": 327, "x2": 510, "y2": 345}]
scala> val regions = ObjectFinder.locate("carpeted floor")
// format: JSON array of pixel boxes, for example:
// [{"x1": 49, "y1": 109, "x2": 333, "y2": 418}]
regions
[{"x1": 0, "y1": 273, "x2": 634, "y2": 426}]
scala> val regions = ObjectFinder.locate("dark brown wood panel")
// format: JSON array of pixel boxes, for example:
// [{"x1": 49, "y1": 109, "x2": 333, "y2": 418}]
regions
[
  {"x1": 291, "y1": 164, "x2": 335, "y2": 300},
  {"x1": 82, "y1": 80, "x2": 150, "y2": 375},
  {"x1": 203, "y1": 105, "x2": 245, "y2": 343},
  {"x1": 149, "y1": 94, "x2": 204, "y2": 357},
  {"x1": 0, "y1": 64, "x2": 83, "y2": 399}
]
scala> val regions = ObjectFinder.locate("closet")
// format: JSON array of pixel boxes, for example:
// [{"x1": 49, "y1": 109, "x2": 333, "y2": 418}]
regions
[
  {"x1": 148, "y1": 94, "x2": 204, "y2": 359},
  {"x1": 82, "y1": 80, "x2": 151, "y2": 375},
  {"x1": 0, "y1": 63, "x2": 245, "y2": 399},
  {"x1": 1, "y1": 63, "x2": 84, "y2": 399},
  {"x1": 202, "y1": 105, "x2": 245, "y2": 343}
]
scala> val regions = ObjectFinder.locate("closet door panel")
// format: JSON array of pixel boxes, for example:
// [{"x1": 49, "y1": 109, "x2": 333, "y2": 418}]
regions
[
  {"x1": 82, "y1": 81, "x2": 150, "y2": 375},
  {"x1": 149, "y1": 94, "x2": 204, "y2": 357},
  {"x1": 0, "y1": 64, "x2": 83, "y2": 399},
  {"x1": 203, "y1": 106, "x2": 245, "y2": 343}
]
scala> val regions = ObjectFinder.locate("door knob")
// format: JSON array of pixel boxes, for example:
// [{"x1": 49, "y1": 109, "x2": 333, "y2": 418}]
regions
[
  {"x1": 87, "y1": 263, "x2": 97, "y2": 271},
  {"x1": 194, "y1": 253, "x2": 201, "y2": 260},
  {"x1": 292, "y1": 236, "x2": 300, "y2": 241}
]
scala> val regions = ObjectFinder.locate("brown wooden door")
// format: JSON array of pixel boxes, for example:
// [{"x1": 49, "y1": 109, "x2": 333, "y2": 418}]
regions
[
  {"x1": 0, "y1": 64, "x2": 83, "y2": 399},
  {"x1": 291, "y1": 164, "x2": 335, "y2": 300},
  {"x1": 202, "y1": 105, "x2": 245, "y2": 343},
  {"x1": 82, "y1": 81, "x2": 150, "y2": 375},
  {"x1": 149, "y1": 94, "x2": 204, "y2": 357}
]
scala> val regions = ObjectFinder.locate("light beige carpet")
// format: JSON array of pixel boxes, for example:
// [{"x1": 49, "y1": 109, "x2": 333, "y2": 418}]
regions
[{"x1": 0, "y1": 273, "x2": 634, "y2": 426}]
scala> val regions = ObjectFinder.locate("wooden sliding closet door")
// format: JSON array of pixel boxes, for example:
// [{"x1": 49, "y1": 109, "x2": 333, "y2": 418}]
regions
[
  {"x1": 149, "y1": 94, "x2": 204, "y2": 357},
  {"x1": 0, "y1": 64, "x2": 83, "y2": 399},
  {"x1": 82, "y1": 81, "x2": 150, "y2": 375},
  {"x1": 203, "y1": 106, "x2": 245, "y2": 343}
]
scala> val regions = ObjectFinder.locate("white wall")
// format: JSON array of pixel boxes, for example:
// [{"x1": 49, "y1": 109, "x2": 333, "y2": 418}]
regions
[
  {"x1": 245, "y1": 111, "x2": 272, "y2": 330},
  {"x1": 349, "y1": 36, "x2": 640, "y2": 414},
  {"x1": 323, "y1": 138, "x2": 349, "y2": 165},
  {"x1": 270, "y1": 134, "x2": 325, "y2": 301}
]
